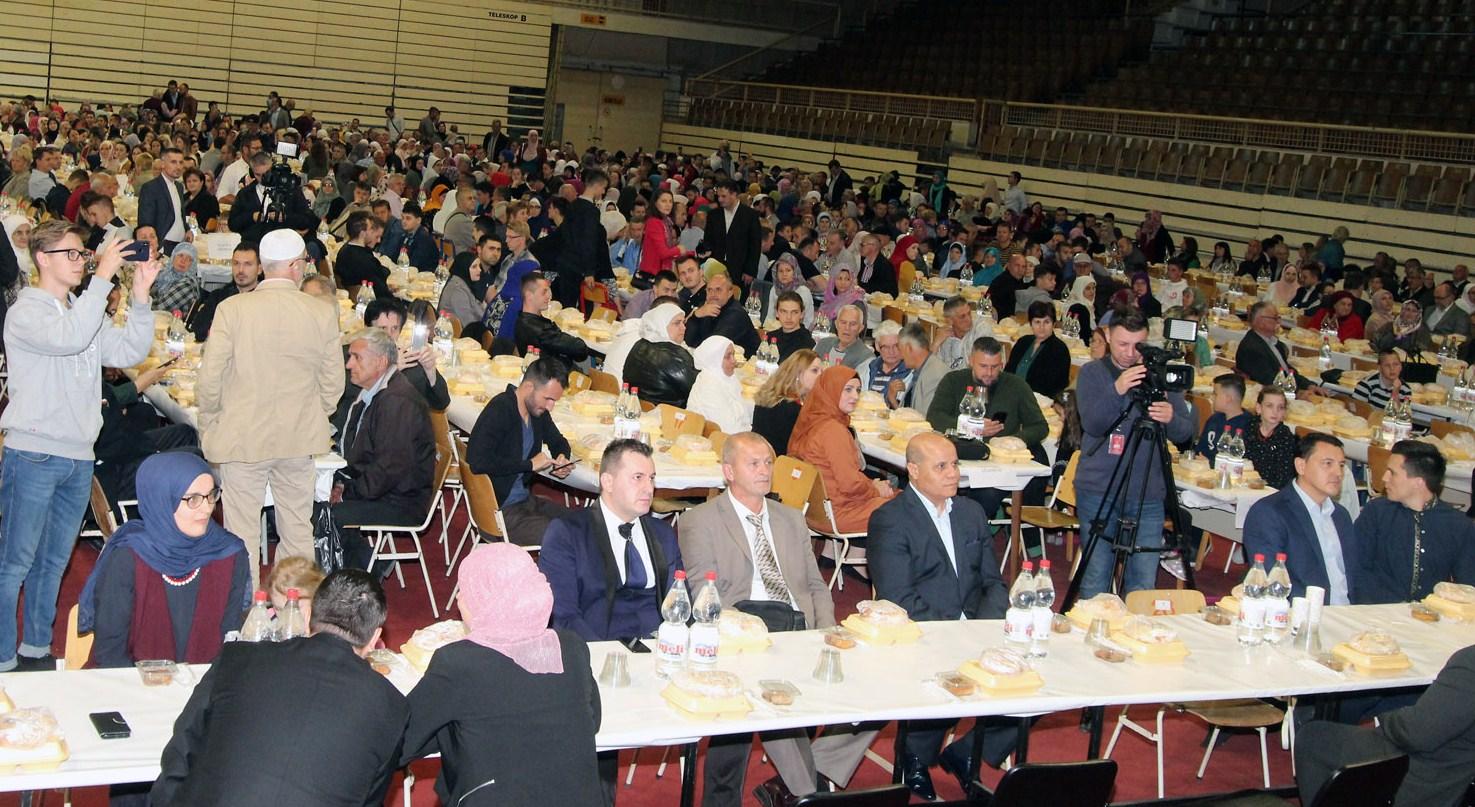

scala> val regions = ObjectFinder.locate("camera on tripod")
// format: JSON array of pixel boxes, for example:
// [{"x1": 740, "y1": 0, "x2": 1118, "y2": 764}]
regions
[
  {"x1": 1131, "y1": 318, "x2": 1198, "y2": 402},
  {"x1": 260, "y1": 142, "x2": 302, "y2": 222}
]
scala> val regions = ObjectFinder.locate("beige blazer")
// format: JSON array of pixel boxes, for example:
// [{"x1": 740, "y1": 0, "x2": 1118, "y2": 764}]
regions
[
  {"x1": 195, "y1": 278, "x2": 345, "y2": 463},
  {"x1": 678, "y1": 493, "x2": 835, "y2": 629}
]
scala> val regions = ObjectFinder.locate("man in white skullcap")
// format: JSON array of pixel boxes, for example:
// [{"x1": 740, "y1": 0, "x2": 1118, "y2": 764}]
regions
[{"x1": 196, "y1": 229, "x2": 346, "y2": 585}]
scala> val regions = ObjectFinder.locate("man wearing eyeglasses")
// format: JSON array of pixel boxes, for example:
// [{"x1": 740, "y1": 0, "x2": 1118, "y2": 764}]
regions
[
  {"x1": 197, "y1": 229, "x2": 344, "y2": 587},
  {"x1": 0, "y1": 221, "x2": 158, "y2": 672},
  {"x1": 1236, "y1": 301, "x2": 1318, "y2": 392}
]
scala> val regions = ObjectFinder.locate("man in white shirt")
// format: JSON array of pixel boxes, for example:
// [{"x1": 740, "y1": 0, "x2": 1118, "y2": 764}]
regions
[
  {"x1": 935, "y1": 295, "x2": 992, "y2": 370},
  {"x1": 1001, "y1": 170, "x2": 1029, "y2": 216},
  {"x1": 679, "y1": 433, "x2": 877, "y2": 807},
  {"x1": 215, "y1": 134, "x2": 261, "y2": 205},
  {"x1": 1244, "y1": 433, "x2": 1356, "y2": 602},
  {"x1": 383, "y1": 105, "x2": 405, "y2": 142},
  {"x1": 380, "y1": 173, "x2": 406, "y2": 219}
]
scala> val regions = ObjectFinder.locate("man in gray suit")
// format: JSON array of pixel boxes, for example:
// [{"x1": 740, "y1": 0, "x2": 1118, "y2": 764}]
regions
[
  {"x1": 679, "y1": 432, "x2": 878, "y2": 807},
  {"x1": 1424, "y1": 281, "x2": 1470, "y2": 338}
]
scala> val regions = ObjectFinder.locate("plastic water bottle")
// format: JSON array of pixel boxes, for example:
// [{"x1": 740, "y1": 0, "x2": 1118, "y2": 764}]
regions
[
  {"x1": 1228, "y1": 429, "x2": 1247, "y2": 487},
  {"x1": 1213, "y1": 428, "x2": 1233, "y2": 467},
  {"x1": 1029, "y1": 560, "x2": 1055, "y2": 658},
  {"x1": 279, "y1": 588, "x2": 307, "y2": 641},
  {"x1": 355, "y1": 282, "x2": 375, "y2": 320},
  {"x1": 656, "y1": 570, "x2": 691, "y2": 679},
  {"x1": 186, "y1": 212, "x2": 202, "y2": 240},
  {"x1": 432, "y1": 309, "x2": 454, "y2": 360},
  {"x1": 165, "y1": 309, "x2": 187, "y2": 357},
  {"x1": 522, "y1": 345, "x2": 542, "y2": 370},
  {"x1": 688, "y1": 571, "x2": 722, "y2": 666},
  {"x1": 614, "y1": 383, "x2": 641, "y2": 440},
  {"x1": 766, "y1": 338, "x2": 780, "y2": 372},
  {"x1": 1264, "y1": 553, "x2": 1292, "y2": 644},
  {"x1": 435, "y1": 256, "x2": 450, "y2": 294},
  {"x1": 968, "y1": 386, "x2": 988, "y2": 439},
  {"x1": 239, "y1": 591, "x2": 276, "y2": 642},
  {"x1": 397, "y1": 247, "x2": 410, "y2": 271},
  {"x1": 955, "y1": 386, "x2": 976, "y2": 438},
  {"x1": 1237, "y1": 555, "x2": 1268, "y2": 646},
  {"x1": 1003, "y1": 562, "x2": 1036, "y2": 649},
  {"x1": 1380, "y1": 393, "x2": 1401, "y2": 446},
  {"x1": 959, "y1": 263, "x2": 973, "y2": 284},
  {"x1": 1318, "y1": 335, "x2": 1334, "y2": 370}
]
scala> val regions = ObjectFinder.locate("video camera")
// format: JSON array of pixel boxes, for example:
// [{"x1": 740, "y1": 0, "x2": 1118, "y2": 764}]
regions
[
  {"x1": 1131, "y1": 318, "x2": 1198, "y2": 403},
  {"x1": 260, "y1": 141, "x2": 302, "y2": 222}
]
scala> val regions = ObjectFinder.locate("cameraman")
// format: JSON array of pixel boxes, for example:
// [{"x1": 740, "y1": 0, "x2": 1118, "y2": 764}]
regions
[
  {"x1": 227, "y1": 152, "x2": 310, "y2": 244},
  {"x1": 1075, "y1": 313, "x2": 1196, "y2": 597}
]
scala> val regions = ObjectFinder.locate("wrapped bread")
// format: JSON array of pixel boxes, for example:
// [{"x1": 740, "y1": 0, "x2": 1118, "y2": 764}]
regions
[
  {"x1": 1443, "y1": 431, "x2": 1475, "y2": 461},
  {"x1": 1425, "y1": 582, "x2": 1475, "y2": 620},
  {"x1": 669, "y1": 434, "x2": 718, "y2": 466},
  {"x1": 572, "y1": 433, "x2": 611, "y2": 463},
  {"x1": 855, "y1": 390, "x2": 889, "y2": 413},
  {"x1": 957, "y1": 647, "x2": 1044, "y2": 693},
  {"x1": 554, "y1": 307, "x2": 585, "y2": 330},
  {"x1": 1332, "y1": 629, "x2": 1411, "y2": 673},
  {"x1": 400, "y1": 620, "x2": 468, "y2": 672},
  {"x1": 570, "y1": 390, "x2": 618, "y2": 418},
  {"x1": 890, "y1": 407, "x2": 927, "y2": 424},
  {"x1": 1331, "y1": 415, "x2": 1372, "y2": 438},
  {"x1": 457, "y1": 338, "x2": 493, "y2": 365},
  {"x1": 1177, "y1": 456, "x2": 1215, "y2": 487},
  {"x1": 489, "y1": 354, "x2": 523, "y2": 378},
  {"x1": 0, "y1": 708, "x2": 67, "y2": 771},
  {"x1": 841, "y1": 599, "x2": 923, "y2": 644},
  {"x1": 580, "y1": 318, "x2": 616, "y2": 342},
  {"x1": 1067, "y1": 593, "x2": 1130, "y2": 630},
  {"x1": 661, "y1": 670, "x2": 752, "y2": 720},
  {"x1": 718, "y1": 611, "x2": 771, "y2": 654},
  {"x1": 1113, "y1": 616, "x2": 1190, "y2": 663},
  {"x1": 988, "y1": 435, "x2": 1033, "y2": 464},
  {"x1": 849, "y1": 414, "x2": 889, "y2": 435}
]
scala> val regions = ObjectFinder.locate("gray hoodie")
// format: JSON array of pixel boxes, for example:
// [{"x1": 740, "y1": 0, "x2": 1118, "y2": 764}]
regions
[{"x1": 1, "y1": 283, "x2": 153, "y2": 460}]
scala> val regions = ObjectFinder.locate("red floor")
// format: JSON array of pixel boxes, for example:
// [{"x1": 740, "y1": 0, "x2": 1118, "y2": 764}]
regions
[{"x1": 7, "y1": 491, "x2": 1291, "y2": 806}]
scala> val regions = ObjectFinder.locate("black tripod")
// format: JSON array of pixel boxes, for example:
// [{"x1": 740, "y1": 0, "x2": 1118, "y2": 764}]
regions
[{"x1": 1059, "y1": 396, "x2": 1197, "y2": 613}]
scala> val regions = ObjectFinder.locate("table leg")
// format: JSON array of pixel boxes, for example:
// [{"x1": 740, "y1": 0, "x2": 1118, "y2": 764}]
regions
[
  {"x1": 681, "y1": 742, "x2": 698, "y2": 807},
  {"x1": 1015, "y1": 716, "x2": 1031, "y2": 764},
  {"x1": 892, "y1": 721, "x2": 909, "y2": 784},
  {"x1": 1009, "y1": 490, "x2": 1024, "y2": 578},
  {"x1": 1086, "y1": 706, "x2": 1105, "y2": 758},
  {"x1": 969, "y1": 719, "x2": 986, "y2": 788}
]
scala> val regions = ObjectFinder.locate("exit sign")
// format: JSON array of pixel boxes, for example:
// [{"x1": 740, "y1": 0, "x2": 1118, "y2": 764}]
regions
[{"x1": 580, "y1": 12, "x2": 607, "y2": 24}]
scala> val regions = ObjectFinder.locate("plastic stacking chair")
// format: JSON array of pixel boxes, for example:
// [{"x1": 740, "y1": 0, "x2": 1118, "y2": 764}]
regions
[
  {"x1": 362, "y1": 437, "x2": 452, "y2": 619},
  {"x1": 793, "y1": 784, "x2": 909, "y2": 806},
  {"x1": 806, "y1": 472, "x2": 867, "y2": 590},
  {"x1": 991, "y1": 759, "x2": 1118, "y2": 807},
  {"x1": 1307, "y1": 754, "x2": 1407, "y2": 807}
]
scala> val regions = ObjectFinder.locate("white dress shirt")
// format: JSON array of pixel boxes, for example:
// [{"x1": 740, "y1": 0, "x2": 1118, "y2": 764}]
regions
[
  {"x1": 162, "y1": 174, "x2": 186, "y2": 242},
  {"x1": 1292, "y1": 480, "x2": 1349, "y2": 605},
  {"x1": 913, "y1": 487, "x2": 967, "y2": 620},
  {"x1": 215, "y1": 159, "x2": 249, "y2": 200},
  {"x1": 600, "y1": 499, "x2": 654, "y2": 589},
  {"x1": 726, "y1": 492, "x2": 794, "y2": 607}
]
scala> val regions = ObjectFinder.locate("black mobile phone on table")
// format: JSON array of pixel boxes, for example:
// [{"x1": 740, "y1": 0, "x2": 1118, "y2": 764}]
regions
[
  {"x1": 622, "y1": 638, "x2": 652, "y2": 654},
  {"x1": 89, "y1": 711, "x2": 131, "y2": 739}
]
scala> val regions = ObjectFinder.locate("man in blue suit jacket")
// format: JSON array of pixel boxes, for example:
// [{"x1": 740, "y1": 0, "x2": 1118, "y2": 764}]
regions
[
  {"x1": 1243, "y1": 433, "x2": 1358, "y2": 603},
  {"x1": 538, "y1": 439, "x2": 682, "y2": 642},
  {"x1": 869, "y1": 432, "x2": 1012, "y2": 801},
  {"x1": 136, "y1": 147, "x2": 188, "y2": 254}
]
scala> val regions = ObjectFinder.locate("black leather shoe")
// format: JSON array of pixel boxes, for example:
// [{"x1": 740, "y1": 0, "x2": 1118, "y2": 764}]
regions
[
  {"x1": 14, "y1": 654, "x2": 55, "y2": 672},
  {"x1": 900, "y1": 754, "x2": 937, "y2": 801},
  {"x1": 938, "y1": 740, "x2": 975, "y2": 796},
  {"x1": 752, "y1": 776, "x2": 797, "y2": 807}
]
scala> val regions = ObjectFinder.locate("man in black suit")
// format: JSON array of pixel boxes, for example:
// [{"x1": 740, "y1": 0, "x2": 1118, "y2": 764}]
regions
[
  {"x1": 854, "y1": 233, "x2": 897, "y2": 296},
  {"x1": 191, "y1": 243, "x2": 260, "y2": 340},
  {"x1": 555, "y1": 168, "x2": 614, "y2": 309},
  {"x1": 136, "y1": 146, "x2": 188, "y2": 253},
  {"x1": 684, "y1": 269, "x2": 760, "y2": 357},
  {"x1": 869, "y1": 432, "x2": 1012, "y2": 801},
  {"x1": 151, "y1": 570, "x2": 408, "y2": 806},
  {"x1": 1236, "y1": 301, "x2": 1318, "y2": 391},
  {"x1": 704, "y1": 179, "x2": 763, "y2": 289},
  {"x1": 826, "y1": 159, "x2": 853, "y2": 209},
  {"x1": 331, "y1": 327, "x2": 437, "y2": 571},
  {"x1": 467, "y1": 357, "x2": 574, "y2": 546},
  {"x1": 538, "y1": 439, "x2": 683, "y2": 642},
  {"x1": 227, "y1": 152, "x2": 310, "y2": 245},
  {"x1": 1296, "y1": 643, "x2": 1475, "y2": 807}
]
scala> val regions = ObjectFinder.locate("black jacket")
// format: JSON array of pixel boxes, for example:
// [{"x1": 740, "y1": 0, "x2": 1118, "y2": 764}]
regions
[
  {"x1": 1003, "y1": 333, "x2": 1072, "y2": 399},
  {"x1": 401, "y1": 635, "x2": 603, "y2": 807},
  {"x1": 334, "y1": 372, "x2": 436, "y2": 514},
  {"x1": 988, "y1": 271, "x2": 1029, "y2": 317},
  {"x1": 625, "y1": 339, "x2": 698, "y2": 408},
  {"x1": 868, "y1": 489, "x2": 1010, "y2": 621},
  {"x1": 704, "y1": 203, "x2": 763, "y2": 284},
  {"x1": 1377, "y1": 643, "x2": 1475, "y2": 807},
  {"x1": 683, "y1": 298, "x2": 760, "y2": 357},
  {"x1": 151, "y1": 633, "x2": 408, "y2": 807},
  {"x1": 333, "y1": 346, "x2": 450, "y2": 429},
  {"x1": 856, "y1": 254, "x2": 897, "y2": 296},
  {"x1": 515, "y1": 311, "x2": 590, "y2": 364},
  {"x1": 1235, "y1": 331, "x2": 1312, "y2": 389},
  {"x1": 334, "y1": 244, "x2": 392, "y2": 299},
  {"x1": 467, "y1": 385, "x2": 572, "y2": 506},
  {"x1": 192, "y1": 281, "x2": 255, "y2": 341},
  {"x1": 226, "y1": 179, "x2": 309, "y2": 244}
]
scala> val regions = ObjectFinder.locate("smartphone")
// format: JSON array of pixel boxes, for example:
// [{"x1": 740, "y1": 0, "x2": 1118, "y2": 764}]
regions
[
  {"x1": 121, "y1": 241, "x2": 150, "y2": 262},
  {"x1": 410, "y1": 322, "x2": 429, "y2": 352},
  {"x1": 547, "y1": 458, "x2": 581, "y2": 472},
  {"x1": 89, "y1": 711, "x2": 131, "y2": 740},
  {"x1": 622, "y1": 638, "x2": 652, "y2": 654}
]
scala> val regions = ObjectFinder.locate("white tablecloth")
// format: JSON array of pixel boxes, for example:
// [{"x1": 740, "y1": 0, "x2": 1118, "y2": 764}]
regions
[
  {"x1": 860, "y1": 437, "x2": 1052, "y2": 491},
  {"x1": 1, "y1": 604, "x2": 1465, "y2": 792},
  {"x1": 1321, "y1": 382, "x2": 1463, "y2": 424},
  {"x1": 1177, "y1": 483, "x2": 1276, "y2": 530}
]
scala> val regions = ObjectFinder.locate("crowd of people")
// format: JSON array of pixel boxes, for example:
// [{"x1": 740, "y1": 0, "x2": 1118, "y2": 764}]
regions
[{"x1": 0, "y1": 83, "x2": 1473, "y2": 806}]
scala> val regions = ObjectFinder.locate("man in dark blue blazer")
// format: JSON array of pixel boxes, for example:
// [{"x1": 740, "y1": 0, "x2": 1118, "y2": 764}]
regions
[
  {"x1": 538, "y1": 439, "x2": 683, "y2": 642},
  {"x1": 869, "y1": 432, "x2": 1012, "y2": 801},
  {"x1": 1243, "y1": 433, "x2": 1357, "y2": 603},
  {"x1": 136, "y1": 146, "x2": 188, "y2": 254}
]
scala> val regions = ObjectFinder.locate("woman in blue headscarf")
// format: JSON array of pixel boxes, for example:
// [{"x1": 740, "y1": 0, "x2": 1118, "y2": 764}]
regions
[
  {"x1": 80, "y1": 452, "x2": 250, "y2": 669},
  {"x1": 150, "y1": 241, "x2": 202, "y2": 314}
]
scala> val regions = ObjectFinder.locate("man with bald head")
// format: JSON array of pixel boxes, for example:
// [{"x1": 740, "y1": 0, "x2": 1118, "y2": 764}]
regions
[
  {"x1": 680, "y1": 432, "x2": 878, "y2": 806},
  {"x1": 869, "y1": 432, "x2": 1013, "y2": 800}
]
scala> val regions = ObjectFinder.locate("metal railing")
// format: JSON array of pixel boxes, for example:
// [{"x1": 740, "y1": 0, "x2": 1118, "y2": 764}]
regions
[
  {"x1": 685, "y1": 79, "x2": 980, "y2": 123},
  {"x1": 546, "y1": 0, "x2": 841, "y2": 33},
  {"x1": 1002, "y1": 102, "x2": 1475, "y2": 164}
]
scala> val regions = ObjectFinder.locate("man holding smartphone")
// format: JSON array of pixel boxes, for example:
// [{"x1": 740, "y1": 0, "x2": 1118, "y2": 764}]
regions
[{"x1": 0, "y1": 225, "x2": 157, "y2": 671}]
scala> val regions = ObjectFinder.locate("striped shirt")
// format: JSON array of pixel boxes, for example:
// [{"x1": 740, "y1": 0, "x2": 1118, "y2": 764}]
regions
[{"x1": 1352, "y1": 374, "x2": 1413, "y2": 410}]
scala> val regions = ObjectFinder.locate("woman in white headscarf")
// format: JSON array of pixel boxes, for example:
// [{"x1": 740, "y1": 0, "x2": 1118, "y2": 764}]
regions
[
  {"x1": 600, "y1": 318, "x2": 644, "y2": 385},
  {"x1": 3, "y1": 213, "x2": 33, "y2": 280},
  {"x1": 685, "y1": 335, "x2": 749, "y2": 434},
  {"x1": 1064, "y1": 275, "x2": 1096, "y2": 333},
  {"x1": 623, "y1": 302, "x2": 698, "y2": 407}
]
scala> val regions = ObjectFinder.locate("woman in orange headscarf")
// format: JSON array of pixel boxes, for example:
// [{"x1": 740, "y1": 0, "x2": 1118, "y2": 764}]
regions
[{"x1": 788, "y1": 365, "x2": 897, "y2": 534}]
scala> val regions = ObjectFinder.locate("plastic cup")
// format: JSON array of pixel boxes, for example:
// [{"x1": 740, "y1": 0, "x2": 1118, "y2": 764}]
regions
[
  {"x1": 598, "y1": 652, "x2": 631, "y2": 688},
  {"x1": 812, "y1": 648, "x2": 845, "y2": 684}
]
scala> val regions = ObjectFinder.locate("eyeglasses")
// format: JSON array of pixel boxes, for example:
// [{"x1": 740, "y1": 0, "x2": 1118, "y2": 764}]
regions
[
  {"x1": 40, "y1": 248, "x2": 90, "y2": 262},
  {"x1": 180, "y1": 488, "x2": 223, "y2": 510}
]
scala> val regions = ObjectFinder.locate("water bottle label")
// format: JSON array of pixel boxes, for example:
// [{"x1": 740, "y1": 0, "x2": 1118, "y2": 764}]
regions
[
  {"x1": 689, "y1": 624, "x2": 719, "y2": 664},
  {"x1": 1030, "y1": 606, "x2": 1053, "y2": 636},
  {"x1": 1003, "y1": 608, "x2": 1033, "y2": 642},
  {"x1": 656, "y1": 622, "x2": 689, "y2": 663},
  {"x1": 1266, "y1": 603, "x2": 1290, "y2": 629},
  {"x1": 1239, "y1": 599, "x2": 1266, "y2": 628}
]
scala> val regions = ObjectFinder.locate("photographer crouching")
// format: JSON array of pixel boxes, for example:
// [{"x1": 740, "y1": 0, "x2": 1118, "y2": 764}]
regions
[
  {"x1": 1074, "y1": 313, "x2": 1196, "y2": 598},
  {"x1": 227, "y1": 146, "x2": 311, "y2": 245}
]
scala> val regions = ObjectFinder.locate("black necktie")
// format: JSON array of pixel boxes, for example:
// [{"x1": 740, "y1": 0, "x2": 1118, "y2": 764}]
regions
[
  {"x1": 619, "y1": 522, "x2": 646, "y2": 589},
  {"x1": 343, "y1": 401, "x2": 366, "y2": 454}
]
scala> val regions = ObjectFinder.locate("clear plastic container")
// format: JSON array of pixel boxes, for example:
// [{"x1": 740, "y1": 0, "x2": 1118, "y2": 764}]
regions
[{"x1": 136, "y1": 659, "x2": 179, "y2": 687}]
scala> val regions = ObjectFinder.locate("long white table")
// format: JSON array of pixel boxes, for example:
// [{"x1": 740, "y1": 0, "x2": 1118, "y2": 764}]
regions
[{"x1": 1, "y1": 604, "x2": 1465, "y2": 794}]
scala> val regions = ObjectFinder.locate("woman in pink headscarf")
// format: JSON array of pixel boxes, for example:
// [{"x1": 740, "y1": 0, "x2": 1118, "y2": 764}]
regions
[{"x1": 401, "y1": 544, "x2": 602, "y2": 806}]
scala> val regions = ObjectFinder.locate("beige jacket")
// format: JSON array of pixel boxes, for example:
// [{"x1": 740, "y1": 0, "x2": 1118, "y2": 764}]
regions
[
  {"x1": 195, "y1": 278, "x2": 344, "y2": 463},
  {"x1": 678, "y1": 493, "x2": 835, "y2": 628}
]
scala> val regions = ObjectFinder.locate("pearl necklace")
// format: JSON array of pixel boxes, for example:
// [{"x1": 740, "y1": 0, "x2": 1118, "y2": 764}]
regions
[{"x1": 162, "y1": 569, "x2": 201, "y2": 587}]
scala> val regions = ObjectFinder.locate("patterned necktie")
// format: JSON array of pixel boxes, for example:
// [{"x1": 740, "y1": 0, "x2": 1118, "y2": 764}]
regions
[
  {"x1": 746, "y1": 514, "x2": 792, "y2": 604},
  {"x1": 619, "y1": 522, "x2": 646, "y2": 589}
]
